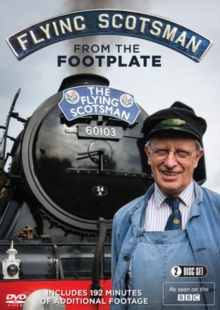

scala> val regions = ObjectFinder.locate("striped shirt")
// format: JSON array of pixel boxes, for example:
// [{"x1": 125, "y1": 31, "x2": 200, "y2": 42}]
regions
[{"x1": 144, "y1": 181, "x2": 195, "y2": 231}]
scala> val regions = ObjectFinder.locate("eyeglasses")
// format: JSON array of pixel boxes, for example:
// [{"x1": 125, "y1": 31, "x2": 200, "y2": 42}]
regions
[{"x1": 149, "y1": 147, "x2": 198, "y2": 161}]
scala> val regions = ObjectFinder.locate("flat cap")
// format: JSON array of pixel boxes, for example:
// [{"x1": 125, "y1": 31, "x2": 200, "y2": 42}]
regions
[{"x1": 143, "y1": 101, "x2": 207, "y2": 143}]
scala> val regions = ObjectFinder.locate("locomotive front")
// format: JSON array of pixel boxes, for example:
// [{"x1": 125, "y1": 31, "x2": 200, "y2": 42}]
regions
[
  {"x1": 0, "y1": 74, "x2": 153, "y2": 281},
  {"x1": 20, "y1": 74, "x2": 153, "y2": 233}
]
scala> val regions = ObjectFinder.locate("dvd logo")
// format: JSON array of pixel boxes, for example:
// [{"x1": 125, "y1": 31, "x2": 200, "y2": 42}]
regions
[{"x1": 6, "y1": 294, "x2": 26, "y2": 304}]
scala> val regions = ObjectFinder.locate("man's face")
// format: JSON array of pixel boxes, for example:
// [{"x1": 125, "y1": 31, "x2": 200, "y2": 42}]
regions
[{"x1": 145, "y1": 133, "x2": 204, "y2": 197}]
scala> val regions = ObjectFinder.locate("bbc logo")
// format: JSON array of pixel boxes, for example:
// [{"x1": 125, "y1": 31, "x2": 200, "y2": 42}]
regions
[{"x1": 178, "y1": 294, "x2": 200, "y2": 301}]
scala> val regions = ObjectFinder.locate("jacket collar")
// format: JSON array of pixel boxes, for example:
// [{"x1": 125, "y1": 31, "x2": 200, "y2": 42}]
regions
[
  {"x1": 188, "y1": 180, "x2": 203, "y2": 219},
  {"x1": 131, "y1": 180, "x2": 204, "y2": 235},
  {"x1": 131, "y1": 183, "x2": 155, "y2": 236}
]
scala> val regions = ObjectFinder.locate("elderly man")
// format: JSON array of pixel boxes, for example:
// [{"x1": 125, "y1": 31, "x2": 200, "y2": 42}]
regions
[{"x1": 111, "y1": 102, "x2": 220, "y2": 309}]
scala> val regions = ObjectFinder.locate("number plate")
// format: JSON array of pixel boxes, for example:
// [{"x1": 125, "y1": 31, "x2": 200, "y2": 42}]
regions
[{"x1": 78, "y1": 124, "x2": 123, "y2": 139}]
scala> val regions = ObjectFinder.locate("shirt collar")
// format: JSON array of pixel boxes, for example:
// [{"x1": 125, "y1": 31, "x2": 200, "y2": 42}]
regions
[
  {"x1": 154, "y1": 184, "x2": 167, "y2": 209},
  {"x1": 154, "y1": 181, "x2": 194, "y2": 209}
]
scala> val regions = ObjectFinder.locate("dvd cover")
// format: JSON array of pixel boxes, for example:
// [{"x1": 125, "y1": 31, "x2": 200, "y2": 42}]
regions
[{"x1": 0, "y1": 1, "x2": 219, "y2": 309}]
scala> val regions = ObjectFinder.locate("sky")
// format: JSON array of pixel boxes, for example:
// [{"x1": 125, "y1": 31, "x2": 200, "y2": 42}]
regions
[{"x1": 1, "y1": 0, "x2": 220, "y2": 193}]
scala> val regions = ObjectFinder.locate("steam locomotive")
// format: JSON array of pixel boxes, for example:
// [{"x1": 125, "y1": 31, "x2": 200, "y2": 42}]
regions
[{"x1": 0, "y1": 74, "x2": 206, "y2": 309}]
